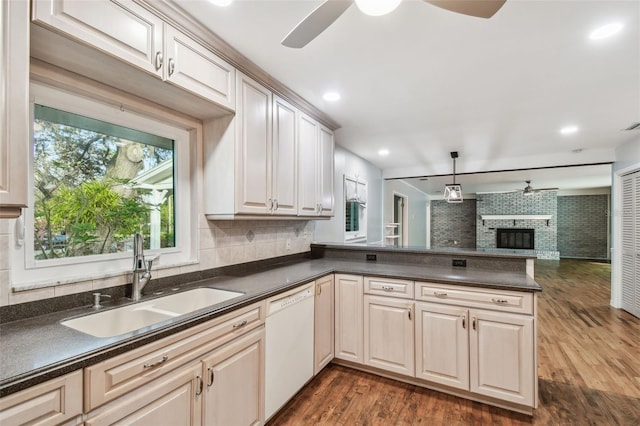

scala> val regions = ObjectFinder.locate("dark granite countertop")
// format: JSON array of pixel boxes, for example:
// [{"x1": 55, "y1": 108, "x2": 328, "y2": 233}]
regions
[
  {"x1": 311, "y1": 242, "x2": 538, "y2": 259},
  {"x1": 0, "y1": 257, "x2": 541, "y2": 397}
]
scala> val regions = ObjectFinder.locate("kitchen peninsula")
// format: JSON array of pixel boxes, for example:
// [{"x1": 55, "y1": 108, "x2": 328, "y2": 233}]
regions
[{"x1": 0, "y1": 244, "x2": 540, "y2": 423}]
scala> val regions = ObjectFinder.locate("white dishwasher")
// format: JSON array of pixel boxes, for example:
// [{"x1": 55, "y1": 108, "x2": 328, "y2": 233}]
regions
[{"x1": 265, "y1": 282, "x2": 315, "y2": 421}]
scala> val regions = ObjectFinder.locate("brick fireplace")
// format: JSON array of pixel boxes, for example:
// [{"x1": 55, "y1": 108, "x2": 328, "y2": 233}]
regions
[{"x1": 476, "y1": 191, "x2": 560, "y2": 260}]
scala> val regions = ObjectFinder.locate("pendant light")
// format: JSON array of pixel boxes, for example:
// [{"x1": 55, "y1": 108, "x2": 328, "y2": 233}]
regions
[{"x1": 444, "y1": 151, "x2": 463, "y2": 203}]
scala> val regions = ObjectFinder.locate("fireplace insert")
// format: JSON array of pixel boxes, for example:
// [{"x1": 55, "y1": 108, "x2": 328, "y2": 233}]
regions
[{"x1": 497, "y1": 228, "x2": 534, "y2": 250}]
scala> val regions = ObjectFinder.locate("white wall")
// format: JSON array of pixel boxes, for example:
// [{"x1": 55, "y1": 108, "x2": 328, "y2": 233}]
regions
[
  {"x1": 611, "y1": 136, "x2": 640, "y2": 308},
  {"x1": 313, "y1": 146, "x2": 383, "y2": 243},
  {"x1": 383, "y1": 179, "x2": 429, "y2": 247}
]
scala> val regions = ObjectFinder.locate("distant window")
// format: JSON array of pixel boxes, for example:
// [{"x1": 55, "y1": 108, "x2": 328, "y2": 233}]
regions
[{"x1": 33, "y1": 105, "x2": 175, "y2": 260}]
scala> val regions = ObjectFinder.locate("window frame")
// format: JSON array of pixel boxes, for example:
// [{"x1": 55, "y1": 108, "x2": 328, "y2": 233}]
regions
[{"x1": 11, "y1": 82, "x2": 198, "y2": 289}]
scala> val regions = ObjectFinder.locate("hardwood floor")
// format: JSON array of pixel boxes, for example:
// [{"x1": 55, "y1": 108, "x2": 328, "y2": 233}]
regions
[{"x1": 268, "y1": 259, "x2": 640, "y2": 425}]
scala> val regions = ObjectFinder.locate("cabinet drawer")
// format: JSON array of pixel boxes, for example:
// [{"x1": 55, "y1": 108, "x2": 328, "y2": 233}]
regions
[
  {"x1": 364, "y1": 276, "x2": 414, "y2": 299},
  {"x1": 84, "y1": 301, "x2": 264, "y2": 411},
  {"x1": 0, "y1": 370, "x2": 83, "y2": 426},
  {"x1": 415, "y1": 282, "x2": 533, "y2": 315}
]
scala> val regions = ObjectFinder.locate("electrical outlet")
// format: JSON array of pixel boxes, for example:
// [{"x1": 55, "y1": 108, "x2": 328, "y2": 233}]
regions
[
  {"x1": 452, "y1": 259, "x2": 467, "y2": 267},
  {"x1": 366, "y1": 254, "x2": 377, "y2": 261},
  {"x1": 285, "y1": 238, "x2": 291, "y2": 250},
  {"x1": 303, "y1": 231, "x2": 308, "y2": 239}
]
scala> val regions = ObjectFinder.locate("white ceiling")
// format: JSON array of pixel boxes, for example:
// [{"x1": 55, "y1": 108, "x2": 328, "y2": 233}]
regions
[{"x1": 177, "y1": 0, "x2": 639, "y2": 191}]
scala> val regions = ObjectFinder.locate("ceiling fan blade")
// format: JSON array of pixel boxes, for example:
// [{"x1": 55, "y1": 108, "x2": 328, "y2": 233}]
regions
[
  {"x1": 475, "y1": 189, "x2": 521, "y2": 194},
  {"x1": 282, "y1": 0, "x2": 352, "y2": 48},
  {"x1": 425, "y1": 0, "x2": 506, "y2": 19},
  {"x1": 533, "y1": 187, "x2": 559, "y2": 192}
]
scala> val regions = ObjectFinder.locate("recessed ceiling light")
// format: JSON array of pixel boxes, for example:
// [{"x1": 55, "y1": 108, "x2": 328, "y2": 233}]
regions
[
  {"x1": 323, "y1": 92, "x2": 341, "y2": 102},
  {"x1": 378, "y1": 149, "x2": 390, "y2": 156},
  {"x1": 589, "y1": 22, "x2": 623, "y2": 40},
  {"x1": 208, "y1": 0, "x2": 233, "y2": 6},
  {"x1": 560, "y1": 125, "x2": 579, "y2": 135}
]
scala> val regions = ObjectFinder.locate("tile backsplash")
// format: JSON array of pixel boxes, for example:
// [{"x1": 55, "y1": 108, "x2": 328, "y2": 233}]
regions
[{"x1": 0, "y1": 216, "x2": 313, "y2": 307}]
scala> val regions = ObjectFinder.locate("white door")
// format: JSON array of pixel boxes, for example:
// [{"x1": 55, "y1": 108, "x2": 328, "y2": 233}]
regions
[
  {"x1": 318, "y1": 125, "x2": 334, "y2": 216},
  {"x1": 334, "y1": 274, "x2": 363, "y2": 363},
  {"x1": 415, "y1": 302, "x2": 469, "y2": 390},
  {"x1": 621, "y1": 171, "x2": 640, "y2": 318},
  {"x1": 235, "y1": 73, "x2": 272, "y2": 214},
  {"x1": 163, "y1": 25, "x2": 235, "y2": 109},
  {"x1": 364, "y1": 295, "x2": 414, "y2": 376},
  {"x1": 297, "y1": 113, "x2": 319, "y2": 215},
  {"x1": 469, "y1": 309, "x2": 535, "y2": 406},
  {"x1": 314, "y1": 275, "x2": 335, "y2": 374},
  {"x1": 272, "y1": 96, "x2": 298, "y2": 215},
  {"x1": 202, "y1": 327, "x2": 264, "y2": 426},
  {"x1": 32, "y1": 0, "x2": 164, "y2": 78}
]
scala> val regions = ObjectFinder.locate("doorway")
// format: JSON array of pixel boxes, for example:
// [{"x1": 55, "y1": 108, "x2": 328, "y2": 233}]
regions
[{"x1": 392, "y1": 193, "x2": 408, "y2": 247}]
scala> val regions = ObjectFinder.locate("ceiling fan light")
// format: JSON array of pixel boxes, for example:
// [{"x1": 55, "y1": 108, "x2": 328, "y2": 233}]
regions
[
  {"x1": 444, "y1": 184, "x2": 463, "y2": 203},
  {"x1": 355, "y1": 0, "x2": 402, "y2": 16}
]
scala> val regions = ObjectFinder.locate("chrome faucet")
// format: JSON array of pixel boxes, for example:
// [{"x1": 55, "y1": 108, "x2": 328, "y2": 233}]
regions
[{"x1": 131, "y1": 232, "x2": 154, "y2": 301}]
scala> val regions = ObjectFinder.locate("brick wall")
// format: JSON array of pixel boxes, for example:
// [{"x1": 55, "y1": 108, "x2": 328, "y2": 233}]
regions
[
  {"x1": 557, "y1": 195, "x2": 609, "y2": 259},
  {"x1": 430, "y1": 199, "x2": 477, "y2": 248},
  {"x1": 476, "y1": 191, "x2": 559, "y2": 259}
]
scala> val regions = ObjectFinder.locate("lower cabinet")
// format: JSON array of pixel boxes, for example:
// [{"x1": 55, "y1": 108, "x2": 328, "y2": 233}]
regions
[
  {"x1": 85, "y1": 363, "x2": 202, "y2": 426},
  {"x1": 415, "y1": 301, "x2": 535, "y2": 407},
  {"x1": 334, "y1": 274, "x2": 363, "y2": 363},
  {"x1": 0, "y1": 370, "x2": 83, "y2": 426},
  {"x1": 314, "y1": 274, "x2": 334, "y2": 375},
  {"x1": 469, "y1": 309, "x2": 534, "y2": 406},
  {"x1": 364, "y1": 295, "x2": 414, "y2": 376},
  {"x1": 201, "y1": 327, "x2": 265, "y2": 426},
  {"x1": 414, "y1": 302, "x2": 468, "y2": 389}
]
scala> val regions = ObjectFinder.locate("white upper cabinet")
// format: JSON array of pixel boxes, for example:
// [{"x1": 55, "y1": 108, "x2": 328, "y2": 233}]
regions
[
  {"x1": 32, "y1": 0, "x2": 164, "y2": 76},
  {"x1": 205, "y1": 74, "x2": 322, "y2": 219},
  {"x1": 0, "y1": 0, "x2": 29, "y2": 218},
  {"x1": 319, "y1": 125, "x2": 335, "y2": 216},
  {"x1": 32, "y1": 0, "x2": 235, "y2": 110},
  {"x1": 297, "y1": 113, "x2": 320, "y2": 216},
  {"x1": 235, "y1": 72, "x2": 273, "y2": 215},
  {"x1": 271, "y1": 95, "x2": 299, "y2": 215},
  {"x1": 297, "y1": 113, "x2": 335, "y2": 217},
  {"x1": 163, "y1": 25, "x2": 235, "y2": 109}
]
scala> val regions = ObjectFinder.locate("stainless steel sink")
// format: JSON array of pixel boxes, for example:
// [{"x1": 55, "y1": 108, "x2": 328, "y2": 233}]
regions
[{"x1": 61, "y1": 288, "x2": 243, "y2": 338}]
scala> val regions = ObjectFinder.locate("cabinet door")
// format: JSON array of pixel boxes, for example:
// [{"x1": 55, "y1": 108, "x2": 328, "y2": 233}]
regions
[
  {"x1": 415, "y1": 302, "x2": 468, "y2": 390},
  {"x1": 32, "y1": 0, "x2": 163, "y2": 77},
  {"x1": 364, "y1": 295, "x2": 414, "y2": 376},
  {"x1": 272, "y1": 96, "x2": 298, "y2": 215},
  {"x1": 164, "y1": 25, "x2": 235, "y2": 110},
  {"x1": 469, "y1": 309, "x2": 535, "y2": 406},
  {"x1": 202, "y1": 327, "x2": 265, "y2": 426},
  {"x1": 318, "y1": 125, "x2": 335, "y2": 216},
  {"x1": 0, "y1": 0, "x2": 29, "y2": 217},
  {"x1": 235, "y1": 73, "x2": 272, "y2": 214},
  {"x1": 314, "y1": 275, "x2": 335, "y2": 374},
  {"x1": 297, "y1": 112, "x2": 319, "y2": 216},
  {"x1": 334, "y1": 274, "x2": 364, "y2": 363},
  {"x1": 85, "y1": 363, "x2": 202, "y2": 426},
  {"x1": 0, "y1": 371, "x2": 82, "y2": 426}
]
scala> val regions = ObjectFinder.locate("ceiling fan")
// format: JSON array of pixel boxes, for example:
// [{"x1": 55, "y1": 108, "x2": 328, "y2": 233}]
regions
[
  {"x1": 282, "y1": 0, "x2": 507, "y2": 48},
  {"x1": 520, "y1": 180, "x2": 559, "y2": 195},
  {"x1": 477, "y1": 180, "x2": 559, "y2": 195}
]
